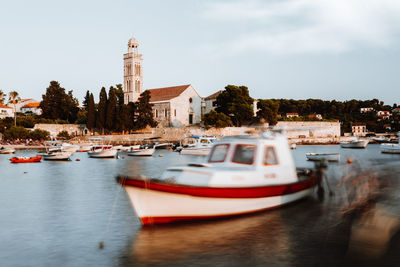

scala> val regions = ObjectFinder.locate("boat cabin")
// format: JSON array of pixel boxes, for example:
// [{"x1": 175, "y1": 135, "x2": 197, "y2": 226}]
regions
[{"x1": 161, "y1": 131, "x2": 299, "y2": 187}]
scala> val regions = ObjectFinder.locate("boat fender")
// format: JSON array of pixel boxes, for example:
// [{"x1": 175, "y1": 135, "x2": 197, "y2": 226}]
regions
[
  {"x1": 159, "y1": 154, "x2": 163, "y2": 157},
  {"x1": 76, "y1": 159, "x2": 80, "y2": 161},
  {"x1": 347, "y1": 158, "x2": 352, "y2": 164}
]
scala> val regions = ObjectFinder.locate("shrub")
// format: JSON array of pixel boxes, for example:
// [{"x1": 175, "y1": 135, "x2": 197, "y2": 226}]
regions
[
  {"x1": 57, "y1": 130, "x2": 71, "y2": 140},
  {"x1": 29, "y1": 129, "x2": 50, "y2": 140},
  {"x1": 4, "y1": 126, "x2": 29, "y2": 140}
]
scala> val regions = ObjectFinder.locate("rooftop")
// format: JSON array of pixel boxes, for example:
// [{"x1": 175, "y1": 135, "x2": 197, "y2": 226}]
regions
[{"x1": 147, "y1": 84, "x2": 191, "y2": 102}]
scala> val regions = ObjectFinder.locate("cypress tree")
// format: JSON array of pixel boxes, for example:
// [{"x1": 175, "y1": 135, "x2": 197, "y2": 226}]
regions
[
  {"x1": 87, "y1": 93, "x2": 96, "y2": 130},
  {"x1": 96, "y1": 87, "x2": 107, "y2": 133},
  {"x1": 83, "y1": 90, "x2": 90, "y2": 111},
  {"x1": 106, "y1": 87, "x2": 117, "y2": 131}
]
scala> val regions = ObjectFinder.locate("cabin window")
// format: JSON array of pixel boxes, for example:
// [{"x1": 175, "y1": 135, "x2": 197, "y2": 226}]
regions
[
  {"x1": 264, "y1": 147, "x2": 278, "y2": 165},
  {"x1": 232, "y1": 145, "x2": 256, "y2": 165},
  {"x1": 208, "y1": 144, "x2": 229, "y2": 163}
]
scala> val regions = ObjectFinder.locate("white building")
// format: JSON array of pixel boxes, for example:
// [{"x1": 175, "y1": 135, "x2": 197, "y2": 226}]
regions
[
  {"x1": 148, "y1": 84, "x2": 202, "y2": 127},
  {"x1": 360, "y1": 107, "x2": 374, "y2": 113},
  {"x1": 0, "y1": 103, "x2": 13, "y2": 119},
  {"x1": 377, "y1": 110, "x2": 391, "y2": 120},
  {"x1": 8, "y1": 99, "x2": 37, "y2": 113},
  {"x1": 203, "y1": 91, "x2": 223, "y2": 115},
  {"x1": 286, "y1": 113, "x2": 299, "y2": 118},
  {"x1": 123, "y1": 38, "x2": 201, "y2": 127},
  {"x1": 352, "y1": 123, "x2": 367, "y2": 136},
  {"x1": 21, "y1": 102, "x2": 42, "y2": 115}
]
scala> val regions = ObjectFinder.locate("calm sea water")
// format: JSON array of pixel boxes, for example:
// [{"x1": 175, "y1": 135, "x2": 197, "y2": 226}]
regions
[{"x1": 1, "y1": 144, "x2": 400, "y2": 266}]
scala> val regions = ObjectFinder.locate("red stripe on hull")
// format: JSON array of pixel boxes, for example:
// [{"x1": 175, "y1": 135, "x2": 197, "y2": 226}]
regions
[{"x1": 119, "y1": 176, "x2": 320, "y2": 199}]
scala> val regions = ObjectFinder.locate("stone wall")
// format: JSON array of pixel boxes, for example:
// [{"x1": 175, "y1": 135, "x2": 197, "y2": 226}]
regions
[
  {"x1": 34, "y1": 124, "x2": 88, "y2": 138},
  {"x1": 276, "y1": 121, "x2": 341, "y2": 138}
]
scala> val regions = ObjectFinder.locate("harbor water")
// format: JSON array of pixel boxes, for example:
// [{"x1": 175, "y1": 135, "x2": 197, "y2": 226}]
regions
[{"x1": 1, "y1": 144, "x2": 400, "y2": 266}]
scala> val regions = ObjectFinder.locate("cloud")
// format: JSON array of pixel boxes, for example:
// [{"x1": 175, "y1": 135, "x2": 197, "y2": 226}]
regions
[{"x1": 202, "y1": 0, "x2": 400, "y2": 55}]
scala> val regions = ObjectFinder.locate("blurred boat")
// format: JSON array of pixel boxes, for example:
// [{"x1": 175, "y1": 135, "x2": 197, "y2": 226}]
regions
[
  {"x1": 118, "y1": 131, "x2": 322, "y2": 225},
  {"x1": 0, "y1": 147, "x2": 16, "y2": 154},
  {"x1": 306, "y1": 152, "x2": 340, "y2": 162},
  {"x1": 127, "y1": 147, "x2": 155, "y2": 156},
  {"x1": 180, "y1": 136, "x2": 217, "y2": 156},
  {"x1": 10, "y1": 156, "x2": 41, "y2": 163},
  {"x1": 340, "y1": 139, "x2": 369, "y2": 149},
  {"x1": 41, "y1": 151, "x2": 73, "y2": 160},
  {"x1": 87, "y1": 137, "x2": 118, "y2": 158},
  {"x1": 380, "y1": 133, "x2": 400, "y2": 154}
]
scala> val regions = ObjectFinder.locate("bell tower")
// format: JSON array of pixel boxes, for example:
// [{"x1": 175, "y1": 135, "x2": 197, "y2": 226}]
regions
[{"x1": 124, "y1": 38, "x2": 143, "y2": 104}]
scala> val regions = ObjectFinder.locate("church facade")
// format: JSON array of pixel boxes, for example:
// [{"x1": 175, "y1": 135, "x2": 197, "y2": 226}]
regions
[{"x1": 123, "y1": 38, "x2": 201, "y2": 127}]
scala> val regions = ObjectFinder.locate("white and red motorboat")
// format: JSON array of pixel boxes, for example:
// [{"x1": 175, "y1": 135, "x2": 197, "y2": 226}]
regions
[{"x1": 118, "y1": 131, "x2": 322, "y2": 225}]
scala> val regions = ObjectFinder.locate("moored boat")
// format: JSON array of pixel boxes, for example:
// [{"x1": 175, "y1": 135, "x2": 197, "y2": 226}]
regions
[
  {"x1": 118, "y1": 131, "x2": 322, "y2": 225},
  {"x1": 340, "y1": 139, "x2": 369, "y2": 148},
  {"x1": 41, "y1": 151, "x2": 73, "y2": 160},
  {"x1": 306, "y1": 152, "x2": 340, "y2": 162},
  {"x1": 0, "y1": 147, "x2": 16, "y2": 154},
  {"x1": 127, "y1": 147, "x2": 155, "y2": 156},
  {"x1": 10, "y1": 156, "x2": 42, "y2": 163},
  {"x1": 87, "y1": 145, "x2": 118, "y2": 158},
  {"x1": 380, "y1": 133, "x2": 400, "y2": 154},
  {"x1": 180, "y1": 136, "x2": 217, "y2": 156}
]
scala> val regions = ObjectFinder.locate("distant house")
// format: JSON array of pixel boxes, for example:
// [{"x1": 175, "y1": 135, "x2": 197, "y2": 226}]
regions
[
  {"x1": 392, "y1": 107, "x2": 400, "y2": 113},
  {"x1": 308, "y1": 114, "x2": 322, "y2": 120},
  {"x1": 360, "y1": 107, "x2": 374, "y2": 113},
  {"x1": 0, "y1": 103, "x2": 13, "y2": 119},
  {"x1": 7, "y1": 99, "x2": 37, "y2": 113},
  {"x1": 377, "y1": 111, "x2": 391, "y2": 120},
  {"x1": 202, "y1": 90, "x2": 223, "y2": 115},
  {"x1": 286, "y1": 113, "x2": 299, "y2": 118},
  {"x1": 352, "y1": 123, "x2": 367, "y2": 136},
  {"x1": 21, "y1": 102, "x2": 42, "y2": 115},
  {"x1": 384, "y1": 124, "x2": 392, "y2": 131}
]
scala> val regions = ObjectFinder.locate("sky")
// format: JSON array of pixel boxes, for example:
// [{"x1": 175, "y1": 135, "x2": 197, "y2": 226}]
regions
[{"x1": 1, "y1": 0, "x2": 400, "y2": 105}]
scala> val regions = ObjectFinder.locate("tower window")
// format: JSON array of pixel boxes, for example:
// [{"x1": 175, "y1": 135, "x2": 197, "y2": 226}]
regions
[
  {"x1": 189, "y1": 97, "x2": 193, "y2": 103},
  {"x1": 174, "y1": 109, "x2": 177, "y2": 117}
]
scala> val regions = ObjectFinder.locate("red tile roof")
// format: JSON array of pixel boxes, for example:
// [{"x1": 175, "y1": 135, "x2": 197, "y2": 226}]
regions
[
  {"x1": 22, "y1": 102, "x2": 40, "y2": 108},
  {"x1": 147, "y1": 84, "x2": 191, "y2": 102},
  {"x1": 0, "y1": 103, "x2": 12, "y2": 109},
  {"x1": 204, "y1": 90, "x2": 223, "y2": 100}
]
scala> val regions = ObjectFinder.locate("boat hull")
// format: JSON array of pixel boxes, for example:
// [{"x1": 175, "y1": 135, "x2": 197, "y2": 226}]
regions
[
  {"x1": 43, "y1": 152, "x2": 72, "y2": 160},
  {"x1": 127, "y1": 148, "x2": 155, "y2": 156},
  {"x1": 120, "y1": 177, "x2": 318, "y2": 225},
  {"x1": 10, "y1": 156, "x2": 42, "y2": 163},
  {"x1": 340, "y1": 140, "x2": 369, "y2": 148},
  {"x1": 0, "y1": 148, "x2": 16, "y2": 154},
  {"x1": 380, "y1": 144, "x2": 400, "y2": 154},
  {"x1": 306, "y1": 153, "x2": 340, "y2": 162},
  {"x1": 87, "y1": 149, "x2": 118, "y2": 158}
]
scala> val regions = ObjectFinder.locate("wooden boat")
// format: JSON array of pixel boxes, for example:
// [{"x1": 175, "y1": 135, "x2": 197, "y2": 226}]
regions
[
  {"x1": 10, "y1": 156, "x2": 42, "y2": 163},
  {"x1": 87, "y1": 145, "x2": 118, "y2": 158},
  {"x1": 306, "y1": 152, "x2": 340, "y2": 162},
  {"x1": 127, "y1": 147, "x2": 155, "y2": 156},
  {"x1": 0, "y1": 147, "x2": 16, "y2": 154},
  {"x1": 340, "y1": 139, "x2": 369, "y2": 148},
  {"x1": 118, "y1": 131, "x2": 322, "y2": 225}
]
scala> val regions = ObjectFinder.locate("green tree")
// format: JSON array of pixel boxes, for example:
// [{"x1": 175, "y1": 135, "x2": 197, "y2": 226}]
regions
[
  {"x1": 87, "y1": 93, "x2": 96, "y2": 130},
  {"x1": 82, "y1": 90, "x2": 90, "y2": 111},
  {"x1": 215, "y1": 85, "x2": 254, "y2": 126},
  {"x1": 96, "y1": 87, "x2": 107, "y2": 133},
  {"x1": 8, "y1": 91, "x2": 20, "y2": 126},
  {"x1": 40, "y1": 81, "x2": 79, "y2": 123},
  {"x1": 76, "y1": 110, "x2": 88, "y2": 124},
  {"x1": 57, "y1": 130, "x2": 71, "y2": 140},
  {"x1": 256, "y1": 100, "x2": 279, "y2": 125},
  {"x1": 135, "y1": 91, "x2": 157, "y2": 130},
  {"x1": 203, "y1": 110, "x2": 232, "y2": 128},
  {"x1": 0, "y1": 90, "x2": 5, "y2": 103},
  {"x1": 29, "y1": 129, "x2": 50, "y2": 140},
  {"x1": 106, "y1": 87, "x2": 117, "y2": 131}
]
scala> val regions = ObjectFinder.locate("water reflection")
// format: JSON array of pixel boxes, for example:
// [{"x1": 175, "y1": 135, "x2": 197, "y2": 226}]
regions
[{"x1": 130, "y1": 211, "x2": 291, "y2": 265}]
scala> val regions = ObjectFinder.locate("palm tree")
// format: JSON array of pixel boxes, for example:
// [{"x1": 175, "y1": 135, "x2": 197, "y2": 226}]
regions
[
  {"x1": 9, "y1": 91, "x2": 20, "y2": 126},
  {"x1": 0, "y1": 90, "x2": 5, "y2": 103}
]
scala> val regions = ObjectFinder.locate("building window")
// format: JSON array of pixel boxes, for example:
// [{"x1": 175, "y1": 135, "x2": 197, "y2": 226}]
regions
[
  {"x1": 165, "y1": 109, "x2": 168, "y2": 117},
  {"x1": 155, "y1": 110, "x2": 158, "y2": 118},
  {"x1": 174, "y1": 109, "x2": 176, "y2": 117},
  {"x1": 189, "y1": 97, "x2": 192, "y2": 103},
  {"x1": 212, "y1": 101, "x2": 217, "y2": 107}
]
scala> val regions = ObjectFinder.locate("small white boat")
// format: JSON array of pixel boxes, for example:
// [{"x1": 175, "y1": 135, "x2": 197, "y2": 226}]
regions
[
  {"x1": 290, "y1": 143, "x2": 297, "y2": 150},
  {"x1": 154, "y1": 142, "x2": 173, "y2": 149},
  {"x1": 380, "y1": 134, "x2": 400, "y2": 154},
  {"x1": 118, "y1": 131, "x2": 322, "y2": 225},
  {"x1": 49, "y1": 142, "x2": 80, "y2": 153},
  {"x1": 340, "y1": 139, "x2": 369, "y2": 149},
  {"x1": 127, "y1": 147, "x2": 155, "y2": 156},
  {"x1": 41, "y1": 151, "x2": 73, "y2": 160},
  {"x1": 88, "y1": 145, "x2": 118, "y2": 158},
  {"x1": 180, "y1": 136, "x2": 217, "y2": 156},
  {"x1": 78, "y1": 144, "x2": 93, "y2": 152},
  {"x1": 0, "y1": 147, "x2": 16, "y2": 154},
  {"x1": 306, "y1": 152, "x2": 340, "y2": 162}
]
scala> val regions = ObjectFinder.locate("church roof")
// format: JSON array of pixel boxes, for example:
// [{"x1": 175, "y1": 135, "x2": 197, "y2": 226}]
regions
[{"x1": 147, "y1": 84, "x2": 191, "y2": 102}]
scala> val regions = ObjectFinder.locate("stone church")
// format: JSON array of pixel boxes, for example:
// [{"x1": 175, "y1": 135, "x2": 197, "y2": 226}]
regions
[{"x1": 123, "y1": 38, "x2": 202, "y2": 127}]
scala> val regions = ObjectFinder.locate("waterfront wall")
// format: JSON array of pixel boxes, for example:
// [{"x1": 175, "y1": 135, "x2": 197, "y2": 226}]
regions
[
  {"x1": 276, "y1": 121, "x2": 341, "y2": 138},
  {"x1": 34, "y1": 124, "x2": 88, "y2": 138}
]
